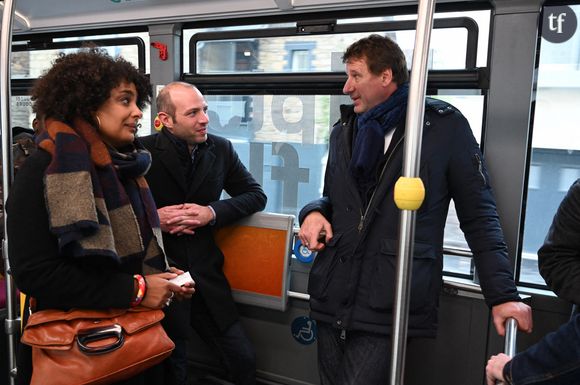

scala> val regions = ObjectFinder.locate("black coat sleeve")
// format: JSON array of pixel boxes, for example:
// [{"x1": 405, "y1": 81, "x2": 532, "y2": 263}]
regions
[
  {"x1": 538, "y1": 180, "x2": 580, "y2": 305},
  {"x1": 7, "y1": 150, "x2": 134, "y2": 310},
  {"x1": 446, "y1": 110, "x2": 520, "y2": 307},
  {"x1": 503, "y1": 313, "x2": 580, "y2": 384}
]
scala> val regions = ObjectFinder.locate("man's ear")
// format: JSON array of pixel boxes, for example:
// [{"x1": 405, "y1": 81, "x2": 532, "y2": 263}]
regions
[
  {"x1": 158, "y1": 111, "x2": 172, "y2": 128},
  {"x1": 381, "y1": 68, "x2": 393, "y2": 86}
]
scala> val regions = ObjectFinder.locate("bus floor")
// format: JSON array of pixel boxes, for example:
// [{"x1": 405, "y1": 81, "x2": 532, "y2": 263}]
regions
[
  {"x1": 189, "y1": 363, "x2": 278, "y2": 385},
  {"x1": 189, "y1": 373, "x2": 278, "y2": 385}
]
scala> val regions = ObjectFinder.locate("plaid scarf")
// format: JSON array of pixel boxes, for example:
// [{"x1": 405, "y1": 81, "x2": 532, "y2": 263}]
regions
[{"x1": 37, "y1": 118, "x2": 168, "y2": 274}]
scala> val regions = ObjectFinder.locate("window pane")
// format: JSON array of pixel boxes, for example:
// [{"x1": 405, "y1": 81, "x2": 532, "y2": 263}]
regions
[
  {"x1": 10, "y1": 33, "x2": 151, "y2": 134},
  {"x1": 183, "y1": 23, "x2": 296, "y2": 72},
  {"x1": 10, "y1": 94, "x2": 152, "y2": 139},
  {"x1": 12, "y1": 45, "x2": 141, "y2": 79},
  {"x1": 12, "y1": 32, "x2": 149, "y2": 79},
  {"x1": 437, "y1": 94, "x2": 484, "y2": 276},
  {"x1": 339, "y1": 10, "x2": 490, "y2": 67},
  {"x1": 520, "y1": 4, "x2": 580, "y2": 285},
  {"x1": 205, "y1": 92, "x2": 482, "y2": 273},
  {"x1": 205, "y1": 93, "x2": 348, "y2": 216},
  {"x1": 443, "y1": 254, "x2": 474, "y2": 276},
  {"x1": 194, "y1": 28, "x2": 468, "y2": 74},
  {"x1": 11, "y1": 95, "x2": 34, "y2": 129},
  {"x1": 184, "y1": 11, "x2": 489, "y2": 72}
]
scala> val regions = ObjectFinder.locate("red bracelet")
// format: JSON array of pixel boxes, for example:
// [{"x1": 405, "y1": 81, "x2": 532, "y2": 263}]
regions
[{"x1": 130, "y1": 274, "x2": 147, "y2": 307}]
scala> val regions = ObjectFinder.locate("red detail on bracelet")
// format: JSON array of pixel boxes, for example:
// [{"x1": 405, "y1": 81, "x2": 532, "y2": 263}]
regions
[{"x1": 130, "y1": 274, "x2": 147, "y2": 307}]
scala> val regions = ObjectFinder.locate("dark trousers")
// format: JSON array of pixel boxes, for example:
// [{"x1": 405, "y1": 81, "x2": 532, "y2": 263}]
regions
[
  {"x1": 167, "y1": 320, "x2": 256, "y2": 385},
  {"x1": 189, "y1": 313, "x2": 256, "y2": 385},
  {"x1": 209, "y1": 320, "x2": 256, "y2": 385},
  {"x1": 317, "y1": 322, "x2": 393, "y2": 385},
  {"x1": 165, "y1": 338, "x2": 189, "y2": 385}
]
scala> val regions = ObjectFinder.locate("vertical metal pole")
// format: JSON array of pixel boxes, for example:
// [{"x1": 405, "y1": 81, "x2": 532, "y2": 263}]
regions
[
  {"x1": 504, "y1": 318, "x2": 518, "y2": 358},
  {"x1": 389, "y1": 1, "x2": 435, "y2": 384},
  {"x1": 1, "y1": 0, "x2": 18, "y2": 384}
]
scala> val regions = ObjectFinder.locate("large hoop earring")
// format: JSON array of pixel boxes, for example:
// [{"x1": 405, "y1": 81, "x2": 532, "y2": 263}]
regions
[{"x1": 95, "y1": 115, "x2": 102, "y2": 130}]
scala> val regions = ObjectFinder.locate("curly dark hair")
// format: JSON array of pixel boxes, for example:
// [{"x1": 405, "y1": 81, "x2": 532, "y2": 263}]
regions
[
  {"x1": 343, "y1": 34, "x2": 409, "y2": 85},
  {"x1": 31, "y1": 47, "x2": 152, "y2": 126}
]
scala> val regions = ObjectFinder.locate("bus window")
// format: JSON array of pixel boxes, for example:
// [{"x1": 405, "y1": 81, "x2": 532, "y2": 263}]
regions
[
  {"x1": 185, "y1": 9, "x2": 490, "y2": 278},
  {"x1": 520, "y1": 4, "x2": 580, "y2": 286},
  {"x1": 342, "y1": 10, "x2": 490, "y2": 68},
  {"x1": 183, "y1": 11, "x2": 490, "y2": 73},
  {"x1": 193, "y1": 28, "x2": 469, "y2": 74},
  {"x1": 182, "y1": 23, "x2": 296, "y2": 73},
  {"x1": 435, "y1": 92, "x2": 485, "y2": 276},
  {"x1": 205, "y1": 93, "x2": 345, "y2": 216},
  {"x1": 10, "y1": 33, "x2": 150, "y2": 132}
]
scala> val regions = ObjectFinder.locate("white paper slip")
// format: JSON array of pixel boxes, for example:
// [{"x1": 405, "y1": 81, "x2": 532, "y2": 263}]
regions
[{"x1": 169, "y1": 271, "x2": 194, "y2": 286}]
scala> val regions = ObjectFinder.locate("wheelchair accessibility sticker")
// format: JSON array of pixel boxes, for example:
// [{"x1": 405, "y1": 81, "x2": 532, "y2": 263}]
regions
[
  {"x1": 291, "y1": 316, "x2": 317, "y2": 345},
  {"x1": 293, "y1": 239, "x2": 315, "y2": 263}
]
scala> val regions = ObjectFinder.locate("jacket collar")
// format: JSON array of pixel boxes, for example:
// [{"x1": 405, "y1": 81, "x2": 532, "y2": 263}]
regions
[
  {"x1": 153, "y1": 131, "x2": 215, "y2": 196},
  {"x1": 154, "y1": 131, "x2": 187, "y2": 193},
  {"x1": 339, "y1": 104, "x2": 357, "y2": 160}
]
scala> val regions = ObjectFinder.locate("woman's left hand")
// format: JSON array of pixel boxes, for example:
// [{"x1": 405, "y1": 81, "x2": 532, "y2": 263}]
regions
[{"x1": 168, "y1": 266, "x2": 195, "y2": 301}]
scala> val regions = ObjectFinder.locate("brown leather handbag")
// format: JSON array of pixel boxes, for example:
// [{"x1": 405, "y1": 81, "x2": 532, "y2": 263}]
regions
[{"x1": 20, "y1": 306, "x2": 174, "y2": 385}]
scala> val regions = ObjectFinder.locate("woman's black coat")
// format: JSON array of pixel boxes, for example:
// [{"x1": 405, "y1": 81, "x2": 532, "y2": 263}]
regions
[{"x1": 7, "y1": 150, "x2": 162, "y2": 384}]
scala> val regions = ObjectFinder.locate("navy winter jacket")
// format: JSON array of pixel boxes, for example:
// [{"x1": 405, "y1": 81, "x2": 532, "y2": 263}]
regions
[{"x1": 299, "y1": 99, "x2": 521, "y2": 337}]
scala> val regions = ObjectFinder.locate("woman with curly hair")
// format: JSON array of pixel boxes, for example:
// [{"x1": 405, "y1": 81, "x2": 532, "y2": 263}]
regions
[{"x1": 7, "y1": 48, "x2": 194, "y2": 384}]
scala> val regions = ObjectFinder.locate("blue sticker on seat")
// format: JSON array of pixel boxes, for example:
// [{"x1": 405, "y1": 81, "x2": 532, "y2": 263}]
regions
[{"x1": 291, "y1": 316, "x2": 317, "y2": 345}]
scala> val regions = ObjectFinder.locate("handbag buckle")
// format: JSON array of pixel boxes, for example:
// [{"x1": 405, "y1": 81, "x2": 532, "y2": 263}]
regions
[{"x1": 76, "y1": 324, "x2": 124, "y2": 355}]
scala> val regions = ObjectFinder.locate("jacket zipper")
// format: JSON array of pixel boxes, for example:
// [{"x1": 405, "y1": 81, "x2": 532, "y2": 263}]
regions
[
  {"x1": 358, "y1": 135, "x2": 405, "y2": 233},
  {"x1": 473, "y1": 153, "x2": 486, "y2": 186}
]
